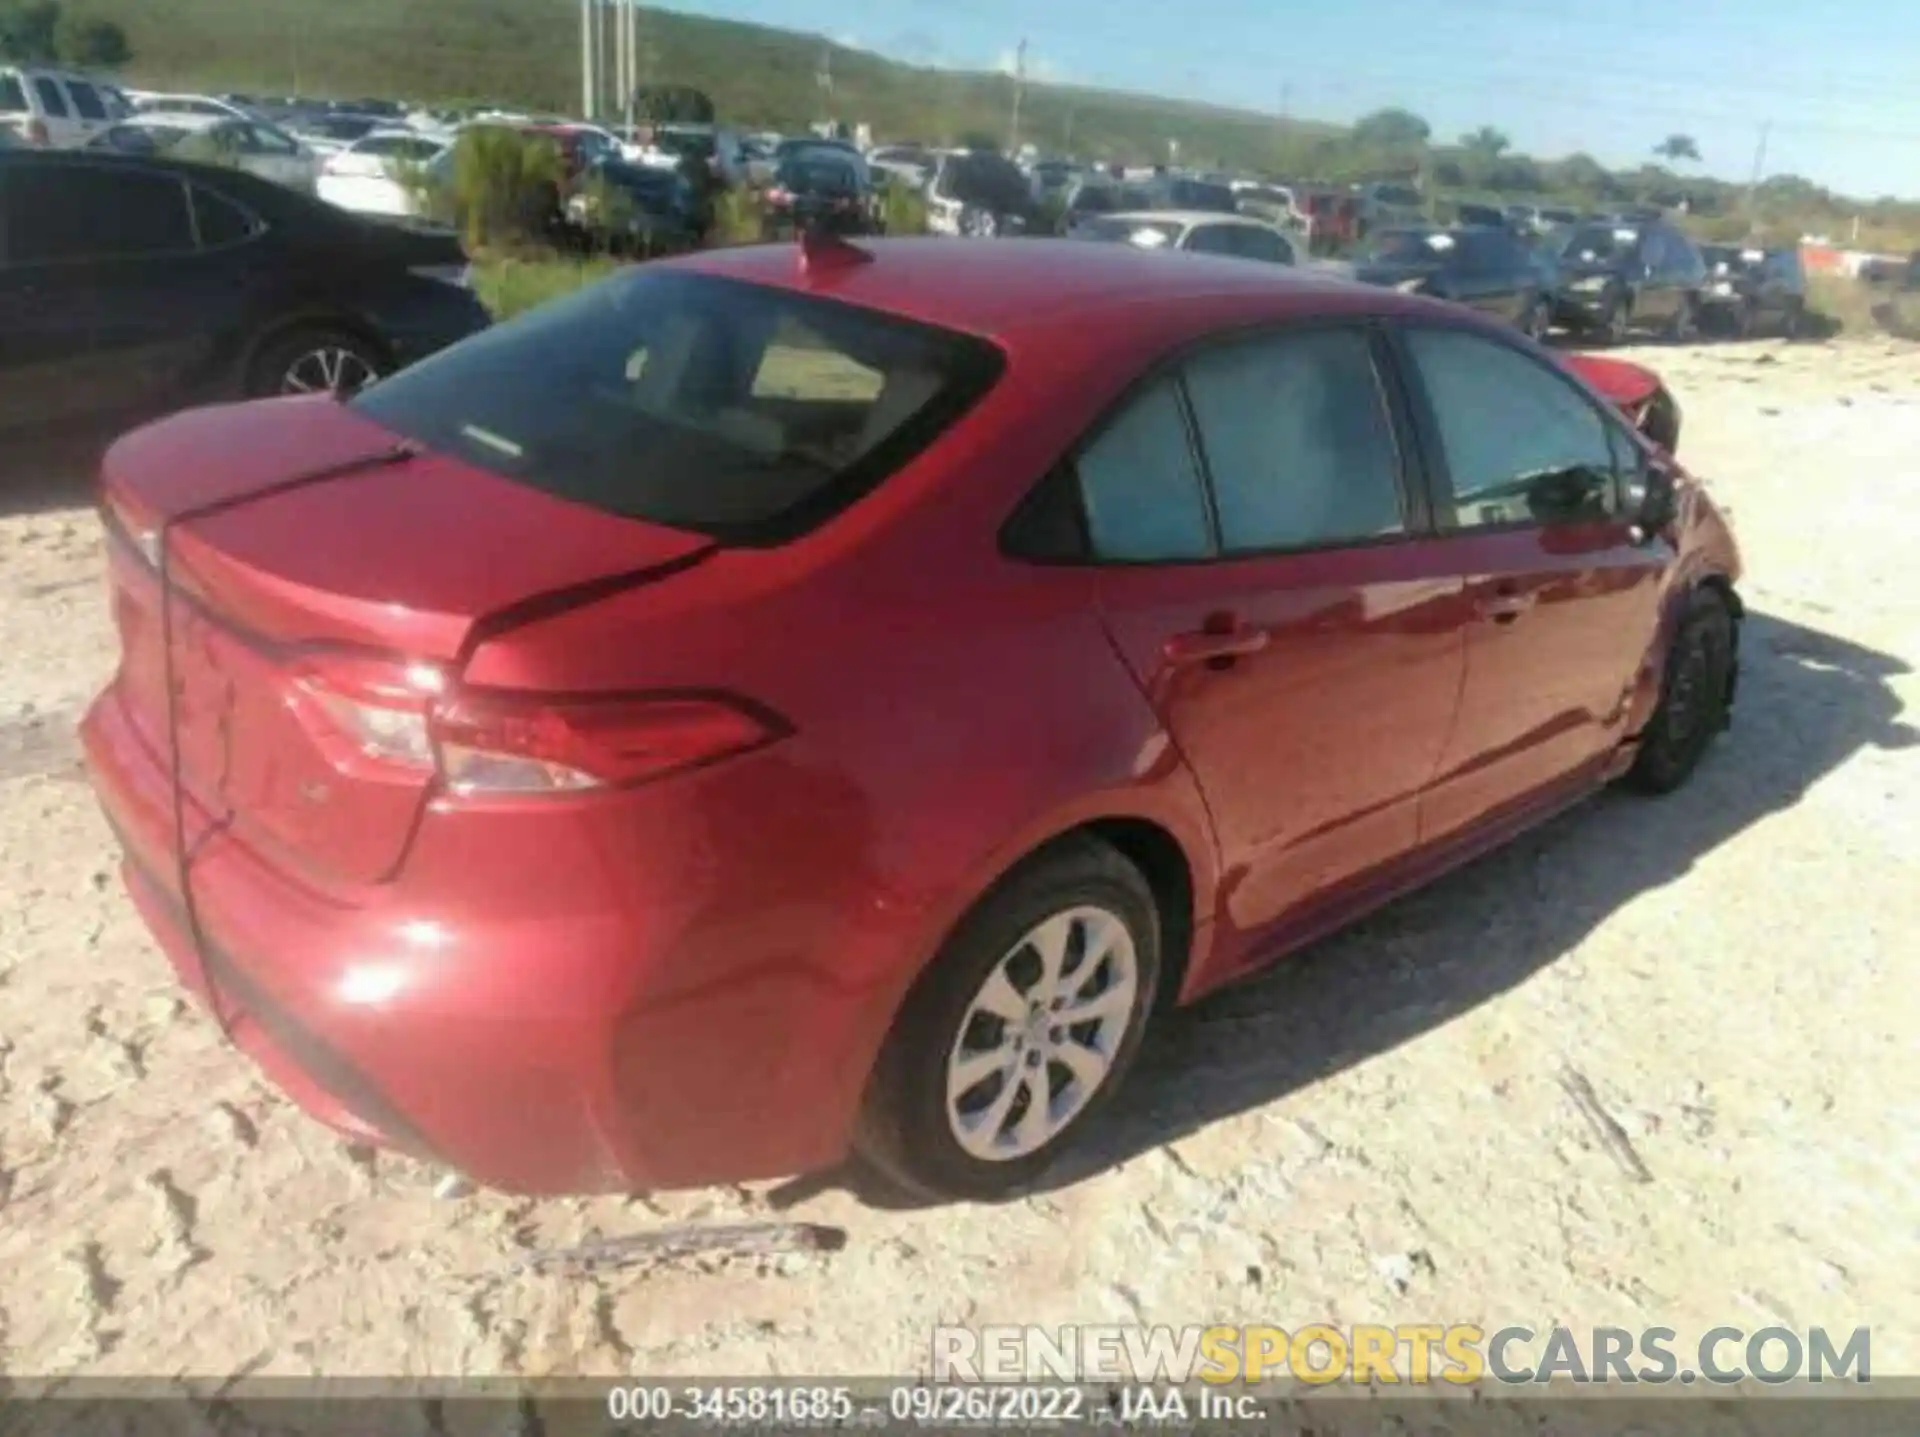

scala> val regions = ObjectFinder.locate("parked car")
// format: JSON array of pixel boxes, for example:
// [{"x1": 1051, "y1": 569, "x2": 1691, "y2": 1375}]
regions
[
  {"x1": 134, "y1": 112, "x2": 324, "y2": 192},
  {"x1": 1144, "y1": 174, "x2": 1238, "y2": 214},
  {"x1": 1545, "y1": 218, "x2": 1707, "y2": 342},
  {"x1": 288, "y1": 112, "x2": 389, "y2": 159},
  {"x1": 1349, "y1": 225, "x2": 1552, "y2": 337},
  {"x1": 315, "y1": 128, "x2": 450, "y2": 220},
  {"x1": 129, "y1": 91, "x2": 259, "y2": 121},
  {"x1": 565, "y1": 156, "x2": 702, "y2": 252},
  {"x1": 77, "y1": 235, "x2": 1740, "y2": 1201},
  {"x1": 764, "y1": 150, "x2": 874, "y2": 237},
  {"x1": 1504, "y1": 202, "x2": 1581, "y2": 235},
  {"x1": 926, "y1": 149, "x2": 1036, "y2": 235},
  {"x1": 627, "y1": 122, "x2": 746, "y2": 184},
  {"x1": 1695, "y1": 244, "x2": 1807, "y2": 337},
  {"x1": 0, "y1": 150, "x2": 488, "y2": 436},
  {"x1": 867, "y1": 143, "x2": 936, "y2": 190},
  {"x1": 1355, "y1": 180, "x2": 1424, "y2": 231},
  {"x1": 1, "y1": 65, "x2": 127, "y2": 148},
  {"x1": 1072, "y1": 210, "x2": 1297, "y2": 265}
]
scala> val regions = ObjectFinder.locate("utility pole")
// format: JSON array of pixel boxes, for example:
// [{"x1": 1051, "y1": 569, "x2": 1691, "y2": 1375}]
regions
[
  {"x1": 625, "y1": 1, "x2": 640, "y2": 133},
  {"x1": 1009, "y1": 37, "x2": 1027, "y2": 153},
  {"x1": 616, "y1": 0, "x2": 632, "y2": 128},
  {"x1": 581, "y1": 0, "x2": 597, "y2": 120},
  {"x1": 1743, "y1": 119, "x2": 1770, "y2": 231}
]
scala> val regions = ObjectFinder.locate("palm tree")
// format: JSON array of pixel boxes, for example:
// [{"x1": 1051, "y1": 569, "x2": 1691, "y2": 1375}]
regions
[
  {"x1": 1460, "y1": 125, "x2": 1510, "y2": 158},
  {"x1": 1653, "y1": 134, "x2": 1702, "y2": 165}
]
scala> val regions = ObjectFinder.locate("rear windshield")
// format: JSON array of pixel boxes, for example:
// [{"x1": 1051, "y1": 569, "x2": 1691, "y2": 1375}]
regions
[
  {"x1": 779, "y1": 157, "x2": 859, "y2": 192},
  {"x1": 350, "y1": 269, "x2": 1005, "y2": 544}
]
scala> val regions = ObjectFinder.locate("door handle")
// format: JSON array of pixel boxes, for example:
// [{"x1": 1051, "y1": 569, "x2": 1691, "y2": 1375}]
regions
[{"x1": 1164, "y1": 622, "x2": 1269, "y2": 669}]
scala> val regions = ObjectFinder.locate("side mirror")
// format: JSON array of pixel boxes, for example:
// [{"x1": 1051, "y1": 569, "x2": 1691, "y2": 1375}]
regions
[{"x1": 1626, "y1": 460, "x2": 1678, "y2": 542}]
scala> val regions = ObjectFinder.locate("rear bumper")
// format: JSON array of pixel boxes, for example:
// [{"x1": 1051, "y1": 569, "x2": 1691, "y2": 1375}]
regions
[{"x1": 79, "y1": 681, "x2": 904, "y2": 1195}]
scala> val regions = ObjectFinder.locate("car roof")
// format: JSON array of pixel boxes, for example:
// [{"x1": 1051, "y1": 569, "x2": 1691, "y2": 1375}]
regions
[
  {"x1": 1103, "y1": 210, "x2": 1271, "y2": 228},
  {"x1": 127, "y1": 111, "x2": 240, "y2": 131},
  {"x1": 672, "y1": 235, "x2": 1417, "y2": 348}
]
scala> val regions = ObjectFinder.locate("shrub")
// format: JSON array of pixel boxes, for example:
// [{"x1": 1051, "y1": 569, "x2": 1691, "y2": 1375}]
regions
[
  {"x1": 707, "y1": 185, "x2": 765, "y2": 246},
  {"x1": 446, "y1": 126, "x2": 564, "y2": 251},
  {"x1": 879, "y1": 180, "x2": 929, "y2": 236},
  {"x1": 474, "y1": 254, "x2": 621, "y2": 320}
]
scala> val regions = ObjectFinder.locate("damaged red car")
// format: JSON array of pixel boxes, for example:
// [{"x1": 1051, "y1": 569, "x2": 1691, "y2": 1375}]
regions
[{"x1": 82, "y1": 236, "x2": 1743, "y2": 1201}]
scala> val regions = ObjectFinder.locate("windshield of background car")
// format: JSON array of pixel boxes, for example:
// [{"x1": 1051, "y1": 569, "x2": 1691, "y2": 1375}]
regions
[
  {"x1": 1077, "y1": 216, "x2": 1184, "y2": 247},
  {"x1": 1563, "y1": 224, "x2": 1634, "y2": 261},
  {"x1": 657, "y1": 129, "x2": 716, "y2": 158},
  {"x1": 779, "y1": 156, "x2": 859, "y2": 193},
  {"x1": 349, "y1": 269, "x2": 1007, "y2": 543},
  {"x1": 1362, "y1": 228, "x2": 1446, "y2": 263}
]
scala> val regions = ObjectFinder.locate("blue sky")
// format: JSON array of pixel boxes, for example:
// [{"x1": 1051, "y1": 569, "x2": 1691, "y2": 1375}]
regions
[{"x1": 670, "y1": 0, "x2": 1920, "y2": 200}]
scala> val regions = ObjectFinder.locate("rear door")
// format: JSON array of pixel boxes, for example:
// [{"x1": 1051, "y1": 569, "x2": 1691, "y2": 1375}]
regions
[
  {"x1": 1086, "y1": 324, "x2": 1469, "y2": 964},
  {"x1": 28, "y1": 74, "x2": 77, "y2": 146},
  {"x1": 4, "y1": 160, "x2": 248, "y2": 424},
  {"x1": 1392, "y1": 322, "x2": 1670, "y2": 844},
  {"x1": 62, "y1": 77, "x2": 114, "y2": 145},
  {"x1": 0, "y1": 161, "x2": 106, "y2": 431}
]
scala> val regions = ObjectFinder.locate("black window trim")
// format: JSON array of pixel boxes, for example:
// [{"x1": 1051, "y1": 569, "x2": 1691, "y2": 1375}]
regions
[
  {"x1": 998, "y1": 314, "x2": 1436, "y2": 568},
  {"x1": 1383, "y1": 315, "x2": 1644, "y2": 536}
]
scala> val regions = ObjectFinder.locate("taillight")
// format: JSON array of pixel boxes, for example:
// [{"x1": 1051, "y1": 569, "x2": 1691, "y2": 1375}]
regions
[
  {"x1": 293, "y1": 661, "x2": 785, "y2": 796},
  {"x1": 432, "y1": 692, "x2": 779, "y2": 793}
]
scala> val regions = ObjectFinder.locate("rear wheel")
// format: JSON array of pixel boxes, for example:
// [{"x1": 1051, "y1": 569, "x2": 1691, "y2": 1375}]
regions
[
  {"x1": 1780, "y1": 299, "x2": 1805, "y2": 339},
  {"x1": 1594, "y1": 291, "x2": 1630, "y2": 345},
  {"x1": 1624, "y1": 587, "x2": 1736, "y2": 795},
  {"x1": 855, "y1": 838, "x2": 1161, "y2": 1202},
  {"x1": 245, "y1": 327, "x2": 388, "y2": 400},
  {"x1": 1667, "y1": 294, "x2": 1699, "y2": 343}
]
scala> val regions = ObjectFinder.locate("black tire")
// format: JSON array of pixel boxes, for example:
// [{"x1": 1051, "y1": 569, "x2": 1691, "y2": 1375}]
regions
[
  {"x1": 244, "y1": 326, "x2": 388, "y2": 400},
  {"x1": 1780, "y1": 299, "x2": 1804, "y2": 340},
  {"x1": 1594, "y1": 290, "x2": 1629, "y2": 345},
  {"x1": 1735, "y1": 299, "x2": 1760, "y2": 340},
  {"x1": 855, "y1": 837, "x2": 1162, "y2": 1203},
  {"x1": 1624, "y1": 587, "x2": 1736, "y2": 795},
  {"x1": 1667, "y1": 294, "x2": 1699, "y2": 343},
  {"x1": 1521, "y1": 294, "x2": 1551, "y2": 341}
]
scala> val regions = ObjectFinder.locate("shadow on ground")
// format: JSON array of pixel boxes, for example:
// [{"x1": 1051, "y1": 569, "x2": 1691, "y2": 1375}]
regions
[
  {"x1": 779, "y1": 609, "x2": 1914, "y2": 1211},
  {"x1": 3, "y1": 429, "x2": 111, "y2": 519}
]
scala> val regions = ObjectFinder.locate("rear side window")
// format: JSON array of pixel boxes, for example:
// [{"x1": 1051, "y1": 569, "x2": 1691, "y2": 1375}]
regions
[
  {"x1": 1075, "y1": 378, "x2": 1213, "y2": 562},
  {"x1": 191, "y1": 185, "x2": 259, "y2": 247},
  {"x1": 67, "y1": 80, "x2": 106, "y2": 120},
  {"x1": 1184, "y1": 329, "x2": 1406, "y2": 552},
  {"x1": 0, "y1": 74, "x2": 28, "y2": 113},
  {"x1": 32, "y1": 77, "x2": 69, "y2": 118},
  {"x1": 5, "y1": 164, "x2": 195, "y2": 262},
  {"x1": 350, "y1": 270, "x2": 1004, "y2": 544}
]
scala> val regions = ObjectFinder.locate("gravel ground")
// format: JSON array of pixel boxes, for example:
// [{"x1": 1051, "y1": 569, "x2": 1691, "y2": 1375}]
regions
[{"x1": 1, "y1": 337, "x2": 1916, "y2": 1380}]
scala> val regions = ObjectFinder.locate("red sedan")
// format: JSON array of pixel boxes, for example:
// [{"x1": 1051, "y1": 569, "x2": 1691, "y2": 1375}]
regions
[{"x1": 81, "y1": 235, "x2": 1743, "y2": 1202}]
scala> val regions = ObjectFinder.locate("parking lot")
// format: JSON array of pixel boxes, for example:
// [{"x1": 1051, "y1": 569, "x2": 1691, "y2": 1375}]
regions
[{"x1": 0, "y1": 333, "x2": 1916, "y2": 1377}]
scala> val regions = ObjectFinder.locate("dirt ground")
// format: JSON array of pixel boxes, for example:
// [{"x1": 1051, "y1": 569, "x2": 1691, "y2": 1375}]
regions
[{"x1": 1, "y1": 336, "x2": 1916, "y2": 1380}]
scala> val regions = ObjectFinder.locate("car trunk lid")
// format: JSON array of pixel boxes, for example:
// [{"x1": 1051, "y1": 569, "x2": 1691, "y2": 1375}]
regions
[{"x1": 101, "y1": 396, "x2": 715, "y2": 888}]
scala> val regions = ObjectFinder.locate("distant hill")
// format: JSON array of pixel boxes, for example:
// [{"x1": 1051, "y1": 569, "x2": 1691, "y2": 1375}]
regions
[{"x1": 88, "y1": 0, "x2": 1335, "y2": 171}]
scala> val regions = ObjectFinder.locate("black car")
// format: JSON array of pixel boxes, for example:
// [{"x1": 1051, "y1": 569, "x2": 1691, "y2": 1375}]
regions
[
  {"x1": 764, "y1": 151, "x2": 873, "y2": 237},
  {"x1": 1544, "y1": 218, "x2": 1707, "y2": 342},
  {"x1": 1351, "y1": 224, "x2": 1553, "y2": 337},
  {"x1": 0, "y1": 150, "x2": 489, "y2": 438},
  {"x1": 565, "y1": 157, "x2": 701, "y2": 254},
  {"x1": 1696, "y1": 243, "x2": 1807, "y2": 337}
]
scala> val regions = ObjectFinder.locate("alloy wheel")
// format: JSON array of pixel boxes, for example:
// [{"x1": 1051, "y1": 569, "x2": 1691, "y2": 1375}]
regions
[
  {"x1": 281, "y1": 346, "x2": 379, "y2": 396},
  {"x1": 943, "y1": 905, "x2": 1140, "y2": 1162}
]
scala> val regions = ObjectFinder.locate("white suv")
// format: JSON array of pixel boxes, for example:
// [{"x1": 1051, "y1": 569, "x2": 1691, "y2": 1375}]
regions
[{"x1": 0, "y1": 66, "x2": 127, "y2": 148}]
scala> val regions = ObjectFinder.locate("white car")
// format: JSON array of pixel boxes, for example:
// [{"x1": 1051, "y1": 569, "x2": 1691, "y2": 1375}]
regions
[
  {"x1": 129, "y1": 111, "x2": 322, "y2": 191},
  {"x1": 1071, "y1": 209, "x2": 1300, "y2": 265},
  {"x1": 1, "y1": 65, "x2": 128, "y2": 148},
  {"x1": 315, "y1": 128, "x2": 450, "y2": 219},
  {"x1": 128, "y1": 91, "x2": 257, "y2": 121},
  {"x1": 866, "y1": 144, "x2": 936, "y2": 190}
]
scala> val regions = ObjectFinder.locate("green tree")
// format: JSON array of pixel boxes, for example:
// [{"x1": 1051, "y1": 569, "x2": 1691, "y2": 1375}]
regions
[
  {"x1": 56, "y1": 12, "x2": 129, "y2": 65},
  {"x1": 1459, "y1": 125, "x2": 1509, "y2": 157},
  {"x1": 1653, "y1": 133, "x2": 1701, "y2": 164},
  {"x1": 1351, "y1": 107, "x2": 1430, "y2": 149},
  {"x1": 631, "y1": 84, "x2": 714, "y2": 124},
  {"x1": 0, "y1": 0, "x2": 61, "y2": 61}
]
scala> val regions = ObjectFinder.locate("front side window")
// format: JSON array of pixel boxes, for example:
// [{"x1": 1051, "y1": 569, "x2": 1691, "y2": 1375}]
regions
[
  {"x1": 66, "y1": 80, "x2": 106, "y2": 120},
  {"x1": 1074, "y1": 378, "x2": 1213, "y2": 562},
  {"x1": 1183, "y1": 328, "x2": 1406, "y2": 553},
  {"x1": 1183, "y1": 223, "x2": 1239, "y2": 256},
  {"x1": 350, "y1": 269, "x2": 1004, "y2": 543},
  {"x1": 1403, "y1": 326, "x2": 1620, "y2": 529}
]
